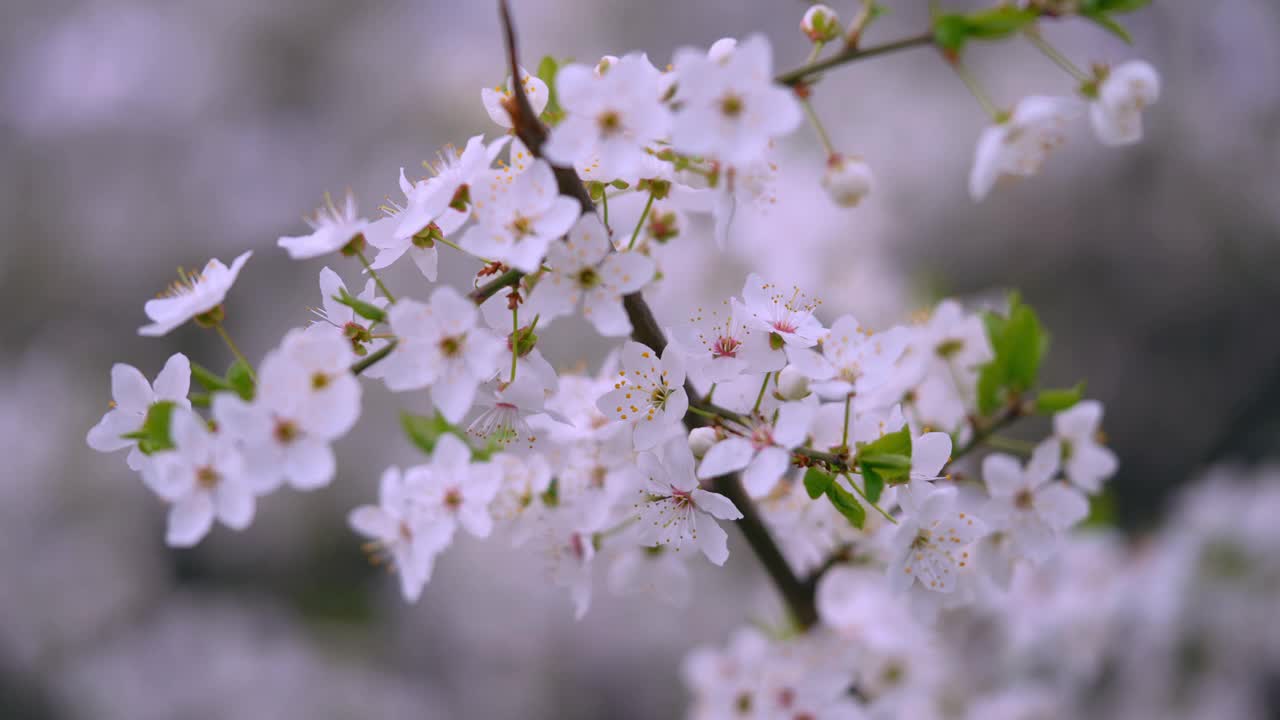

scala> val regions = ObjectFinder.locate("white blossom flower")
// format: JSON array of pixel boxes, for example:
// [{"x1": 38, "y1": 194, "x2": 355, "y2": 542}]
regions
[
  {"x1": 888, "y1": 481, "x2": 987, "y2": 593},
  {"x1": 466, "y1": 373, "x2": 549, "y2": 452},
  {"x1": 138, "y1": 251, "x2": 252, "y2": 336},
  {"x1": 277, "y1": 192, "x2": 369, "y2": 259},
  {"x1": 982, "y1": 444, "x2": 1088, "y2": 562},
  {"x1": 382, "y1": 286, "x2": 504, "y2": 422},
  {"x1": 633, "y1": 440, "x2": 743, "y2": 565},
  {"x1": 739, "y1": 273, "x2": 825, "y2": 349},
  {"x1": 462, "y1": 158, "x2": 580, "y2": 272},
  {"x1": 801, "y1": 5, "x2": 841, "y2": 43},
  {"x1": 406, "y1": 433, "x2": 501, "y2": 539},
  {"x1": 481, "y1": 66, "x2": 549, "y2": 129},
  {"x1": 394, "y1": 135, "x2": 501, "y2": 241},
  {"x1": 546, "y1": 525, "x2": 597, "y2": 620},
  {"x1": 140, "y1": 407, "x2": 254, "y2": 547},
  {"x1": 215, "y1": 325, "x2": 361, "y2": 492},
  {"x1": 489, "y1": 451, "x2": 554, "y2": 535},
  {"x1": 969, "y1": 96, "x2": 1081, "y2": 201},
  {"x1": 1047, "y1": 400, "x2": 1118, "y2": 493},
  {"x1": 810, "y1": 315, "x2": 909, "y2": 401},
  {"x1": 1089, "y1": 60, "x2": 1160, "y2": 146},
  {"x1": 533, "y1": 214, "x2": 654, "y2": 336},
  {"x1": 365, "y1": 169, "x2": 455, "y2": 282},
  {"x1": 87, "y1": 353, "x2": 191, "y2": 470},
  {"x1": 670, "y1": 34, "x2": 802, "y2": 167},
  {"x1": 595, "y1": 341, "x2": 689, "y2": 450},
  {"x1": 349, "y1": 466, "x2": 453, "y2": 603},
  {"x1": 544, "y1": 53, "x2": 672, "y2": 184},
  {"x1": 311, "y1": 266, "x2": 388, "y2": 374},
  {"x1": 670, "y1": 298, "x2": 783, "y2": 386},
  {"x1": 697, "y1": 402, "x2": 814, "y2": 498},
  {"x1": 822, "y1": 154, "x2": 874, "y2": 208}
]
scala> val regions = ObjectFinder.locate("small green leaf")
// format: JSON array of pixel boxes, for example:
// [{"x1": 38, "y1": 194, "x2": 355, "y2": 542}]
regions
[
  {"x1": 536, "y1": 55, "x2": 565, "y2": 124},
  {"x1": 401, "y1": 412, "x2": 456, "y2": 455},
  {"x1": 804, "y1": 467, "x2": 835, "y2": 499},
  {"x1": 862, "y1": 468, "x2": 885, "y2": 504},
  {"x1": 826, "y1": 483, "x2": 866, "y2": 530},
  {"x1": 334, "y1": 289, "x2": 386, "y2": 323},
  {"x1": 860, "y1": 453, "x2": 911, "y2": 472},
  {"x1": 1035, "y1": 382, "x2": 1086, "y2": 414},
  {"x1": 1002, "y1": 302, "x2": 1048, "y2": 392},
  {"x1": 1082, "y1": 489, "x2": 1117, "y2": 529},
  {"x1": 962, "y1": 7, "x2": 1039, "y2": 39},
  {"x1": 226, "y1": 360, "x2": 255, "y2": 401},
  {"x1": 131, "y1": 400, "x2": 177, "y2": 455},
  {"x1": 858, "y1": 427, "x2": 912, "y2": 459},
  {"x1": 541, "y1": 477, "x2": 560, "y2": 507},
  {"x1": 189, "y1": 392, "x2": 211, "y2": 409},
  {"x1": 190, "y1": 362, "x2": 234, "y2": 393},
  {"x1": 976, "y1": 363, "x2": 1003, "y2": 415},
  {"x1": 932, "y1": 14, "x2": 970, "y2": 52}
]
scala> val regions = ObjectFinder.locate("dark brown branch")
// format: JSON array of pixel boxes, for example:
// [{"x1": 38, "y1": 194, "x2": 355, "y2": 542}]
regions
[{"x1": 774, "y1": 32, "x2": 936, "y2": 87}]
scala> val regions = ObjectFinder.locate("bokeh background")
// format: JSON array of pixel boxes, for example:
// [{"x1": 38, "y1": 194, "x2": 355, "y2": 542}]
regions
[{"x1": 2, "y1": 0, "x2": 1278, "y2": 718}]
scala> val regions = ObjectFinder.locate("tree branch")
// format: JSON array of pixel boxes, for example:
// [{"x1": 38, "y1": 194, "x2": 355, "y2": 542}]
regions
[
  {"x1": 496, "y1": 0, "x2": 818, "y2": 629},
  {"x1": 774, "y1": 32, "x2": 936, "y2": 87}
]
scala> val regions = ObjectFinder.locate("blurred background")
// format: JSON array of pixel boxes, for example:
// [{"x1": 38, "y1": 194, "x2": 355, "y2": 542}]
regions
[{"x1": 2, "y1": 0, "x2": 1278, "y2": 718}]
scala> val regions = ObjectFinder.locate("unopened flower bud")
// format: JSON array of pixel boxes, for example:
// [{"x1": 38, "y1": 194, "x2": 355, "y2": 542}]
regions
[
  {"x1": 775, "y1": 366, "x2": 811, "y2": 401},
  {"x1": 822, "y1": 154, "x2": 874, "y2": 208},
  {"x1": 688, "y1": 427, "x2": 718, "y2": 458},
  {"x1": 801, "y1": 5, "x2": 841, "y2": 44}
]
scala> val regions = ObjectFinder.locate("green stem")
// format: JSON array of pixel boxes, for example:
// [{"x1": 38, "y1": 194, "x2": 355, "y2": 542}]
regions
[
  {"x1": 214, "y1": 324, "x2": 255, "y2": 381},
  {"x1": 805, "y1": 41, "x2": 825, "y2": 65},
  {"x1": 752, "y1": 372, "x2": 772, "y2": 414},
  {"x1": 842, "y1": 473, "x2": 898, "y2": 524},
  {"x1": 601, "y1": 191, "x2": 611, "y2": 233},
  {"x1": 687, "y1": 406, "x2": 720, "y2": 421},
  {"x1": 352, "y1": 340, "x2": 397, "y2": 375},
  {"x1": 626, "y1": 192, "x2": 656, "y2": 251},
  {"x1": 705, "y1": 382, "x2": 717, "y2": 405},
  {"x1": 986, "y1": 434, "x2": 1035, "y2": 454},
  {"x1": 951, "y1": 60, "x2": 1002, "y2": 121},
  {"x1": 355, "y1": 249, "x2": 397, "y2": 302},
  {"x1": 841, "y1": 394, "x2": 852, "y2": 448},
  {"x1": 800, "y1": 96, "x2": 836, "y2": 157},
  {"x1": 1023, "y1": 27, "x2": 1089, "y2": 82},
  {"x1": 510, "y1": 304, "x2": 519, "y2": 382}
]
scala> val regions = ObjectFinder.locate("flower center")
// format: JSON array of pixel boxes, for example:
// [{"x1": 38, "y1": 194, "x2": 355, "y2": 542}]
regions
[
  {"x1": 771, "y1": 319, "x2": 797, "y2": 334},
  {"x1": 935, "y1": 338, "x2": 964, "y2": 358},
  {"x1": 311, "y1": 372, "x2": 330, "y2": 390},
  {"x1": 749, "y1": 424, "x2": 773, "y2": 450},
  {"x1": 509, "y1": 214, "x2": 533, "y2": 238},
  {"x1": 650, "y1": 385, "x2": 671, "y2": 410},
  {"x1": 444, "y1": 488, "x2": 463, "y2": 510},
  {"x1": 274, "y1": 418, "x2": 299, "y2": 445},
  {"x1": 711, "y1": 335, "x2": 740, "y2": 359},
  {"x1": 1014, "y1": 489, "x2": 1035, "y2": 510},
  {"x1": 719, "y1": 93, "x2": 744, "y2": 117},
  {"x1": 597, "y1": 110, "x2": 622, "y2": 135},
  {"x1": 576, "y1": 266, "x2": 601, "y2": 289},
  {"x1": 196, "y1": 465, "x2": 220, "y2": 489},
  {"x1": 910, "y1": 529, "x2": 932, "y2": 551},
  {"x1": 440, "y1": 335, "x2": 463, "y2": 357}
]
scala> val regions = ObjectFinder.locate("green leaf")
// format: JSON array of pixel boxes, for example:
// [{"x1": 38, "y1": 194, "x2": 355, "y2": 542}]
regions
[
  {"x1": 976, "y1": 363, "x2": 1003, "y2": 415},
  {"x1": 190, "y1": 362, "x2": 234, "y2": 393},
  {"x1": 859, "y1": 453, "x2": 911, "y2": 472},
  {"x1": 189, "y1": 392, "x2": 211, "y2": 409},
  {"x1": 858, "y1": 427, "x2": 912, "y2": 458},
  {"x1": 536, "y1": 55, "x2": 564, "y2": 122},
  {"x1": 862, "y1": 468, "x2": 885, "y2": 504},
  {"x1": 803, "y1": 467, "x2": 835, "y2": 499},
  {"x1": 1002, "y1": 302, "x2": 1048, "y2": 391},
  {"x1": 132, "y1": 400, "x2": 177, "y2": 455},
  {"x1": 932, "y1": 14, "x2": 970, "y2": 52},
  {"x1": 1081, "y1": 489, "x2": 1117, "y2": 529},
  {"x1": 1035, "y1": 382, "x2": 1086, "y2": 414},
  {"x1": 1083, "y1": 11, "x2": 1133, "y2": 43},
  {"x1": 962, "y1": 7, "x2": 1039, "y2": 39},
  {"x1": 226, "y1": 360, "x2": 255, "y2": 401},
  {"x1": 401, "y1": 412, "x2": 456, "y2": 455},
  {"x1": 826, "y1": 483, "x2": 866, "y2": 530},
  {"x1": 334, "y1": 289, "x2": 386, "y2": 323}
]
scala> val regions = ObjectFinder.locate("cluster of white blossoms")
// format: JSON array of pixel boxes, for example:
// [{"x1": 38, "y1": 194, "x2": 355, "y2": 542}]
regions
[
  {"x1": 687, "y1": 466, "x2": 1280, "y2": 720},
  {"x1": 86, "y1": 2, "x2": 1171, "y2": 716}
]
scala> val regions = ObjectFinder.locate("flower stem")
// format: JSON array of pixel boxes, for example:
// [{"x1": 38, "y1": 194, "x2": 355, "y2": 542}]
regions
[
  {"x1": 627, "y1": 192, "x2": 656, "y2": 251},
  {"x1": 355, "y1": 249, "x2": 397, "y2": 302},
  {"x1": 841, "y1": 473, "x2": 898, "y2": 524},
  {"x1": 214, "y1": 324, "x2": 255, "y2": 381},
  {"x1": 752, "y1": 372, "x2": 772, "y2": 414},
  {"x1": 775, "y1": 32, "x2": 935, "y2": 87},
  {"x1": 950, "y1": 59, "x2": 1002, "y2": 121},
  {"x1": 1023, "y1": 27, "x2": 1089, "y2": 82},
  {"x1": 510, "y1": 304, "x2": 519, "y2": 382},
  {"x1": 800, "y1": 96, "x2": 836, "y2": 156},
  {"x1": 351, "y1": 339, "x2": 397, "y2": 375},
  {"x1": 841, "y1": 394, "x2": 852, "y2": 448},
  {"x1": 600, "y1": 191, "x2": 611, "y2": 234}
]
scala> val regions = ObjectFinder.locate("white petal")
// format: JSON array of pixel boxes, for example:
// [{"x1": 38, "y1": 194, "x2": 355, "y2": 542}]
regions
[
  {"x1": 772, "y1": 402, "x2": 814, "y2": 448},
  {"x1": 215, "y1": 483, "x2": 256, "y2": 530},
  {"x1": 1036, "y1": 483, "x2": 1089, "y2": 530},
  {"x1": 110, "y1": 363, "x2": 153, "y2": 412},
  {"x1": 166, "y1": 493, "x2": 215, "y2": 547},
  {"x1": 697, "y1": 437, "x2": 754, "y2": 479},
  {"x1": 912, "y1": 432, "x2": 952, "y2": 478},
  {"x1": 692, "y1": 488, "x2": 742, "y2": 521},
  {"x1": 693, "y1": 510, "x2": 730, "y2": 565},
  {"x1": 284, "y1": 437, "x2": 336, "y2": 491},
  {"x1": 741, "y1": 446, "x2": 789, "y2": 497},
  {"x1": 982, "y1": 453, "x2": 1025, "y2": 498},
  {"x1": 153, "y1": 354, "x2": 191, "y2": 401},
  {"x1": 349, "y1": 506, "x2": 397, "y2": 541}
]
